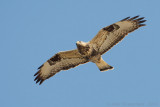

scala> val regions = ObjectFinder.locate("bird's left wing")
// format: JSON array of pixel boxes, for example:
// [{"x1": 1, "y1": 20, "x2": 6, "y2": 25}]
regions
[
  {"x1": 90, "y1": 16, "x2": 146, "y2": 54},
  {"x1": 34, "y1": 49, "x2": 88, "y2": 85}
]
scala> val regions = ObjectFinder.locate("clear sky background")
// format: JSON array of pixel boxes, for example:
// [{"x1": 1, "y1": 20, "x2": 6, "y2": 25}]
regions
[{"x1": 1, "y1": 0, "x2": 160, "y2": 107}]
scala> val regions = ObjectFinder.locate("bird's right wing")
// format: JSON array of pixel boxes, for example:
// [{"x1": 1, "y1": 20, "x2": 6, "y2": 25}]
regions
[
  {"x1": 90, "y1": 16, "x2": 146, "y2": 54},
  {"x1": 34, "y1": 49, "x2": 88, "y2": 85}
]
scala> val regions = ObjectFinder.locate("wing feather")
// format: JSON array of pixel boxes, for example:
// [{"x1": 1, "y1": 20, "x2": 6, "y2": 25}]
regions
[
  {"x1": 90, "y1": 16, "x2": 146, "y2": 54},
  {"x1": 34, "y1": 49, "x2": 88, "y2": 85}
]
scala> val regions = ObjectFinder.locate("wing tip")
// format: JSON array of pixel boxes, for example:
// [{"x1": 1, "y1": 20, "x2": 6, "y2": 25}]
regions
[
  {"x1": 121, "y1": 15, "x2": 147, "y2": 26},
  {"x1": 38, "y1": 64, "x2": 44, "y2": 69},
  {"x1": 35, "y1": 77, "x2": 45, "y2": 85},
  {"x1": 139, "y1": 24, "x2": 146, "y2": 27},
  {"x1": 34, "y1": 71, "x2": 39, "y2": 76},
  {"x1": 34, "y1": 70, "x2": 45, "y2": 85},
  {"x1": 121, "y1": 15, "x2": 146, "y2": 21},
  {"x1": 121, "y1": 16, "x2": 130, "y2": 21}
]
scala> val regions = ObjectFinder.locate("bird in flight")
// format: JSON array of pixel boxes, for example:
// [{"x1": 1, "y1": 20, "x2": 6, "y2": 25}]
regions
[{"x1": 34, "y1": 15, "x2": 146, "y2": 85}]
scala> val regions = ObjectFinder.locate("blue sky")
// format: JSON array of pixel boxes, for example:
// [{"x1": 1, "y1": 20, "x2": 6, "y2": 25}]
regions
[{"x1": 1, "y1": 0, "x2": 160, "y2": 107}]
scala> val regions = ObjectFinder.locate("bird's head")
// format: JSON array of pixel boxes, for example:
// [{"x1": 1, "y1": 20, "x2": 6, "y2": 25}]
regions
[{"x1": 76, "y1": 41, "x2": 88, "y2": 47}]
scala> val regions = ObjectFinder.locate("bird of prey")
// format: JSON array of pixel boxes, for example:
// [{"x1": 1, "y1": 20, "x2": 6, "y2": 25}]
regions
[{"x1": 34, "y1": 15, "x2": 146, "y2": 85}]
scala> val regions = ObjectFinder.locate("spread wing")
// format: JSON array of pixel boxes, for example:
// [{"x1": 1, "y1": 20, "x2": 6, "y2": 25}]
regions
[
  {"x1": 90, "y1": 16, "x2": 146, "y2": 54},
  {"x1": 34, "y1": 49, "x2": 88, "y2": 85}
]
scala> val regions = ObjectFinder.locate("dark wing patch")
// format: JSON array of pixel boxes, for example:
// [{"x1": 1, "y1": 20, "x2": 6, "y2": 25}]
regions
[
  {"x1": 103, "y1": 25, "x2": 114, "y2": 32},
  {"x1": 47, "y1": 54, "x2": 61, "y2": 65},
  {"x1": 103, "y1": 24, "x2": 120, "y2": 32},
  {"x1": 50, "y1": 54, "x2": 61, "y2": 62}
]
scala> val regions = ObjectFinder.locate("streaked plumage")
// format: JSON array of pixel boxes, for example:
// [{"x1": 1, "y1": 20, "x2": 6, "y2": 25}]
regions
[{"x1": 34, "y1": 15, "x2": 146, "y2": 85}]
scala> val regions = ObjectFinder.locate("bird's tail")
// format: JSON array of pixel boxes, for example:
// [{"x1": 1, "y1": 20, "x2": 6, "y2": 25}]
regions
[{"x1": 95, "y1": 58, "x2": 113, "y2": 71}]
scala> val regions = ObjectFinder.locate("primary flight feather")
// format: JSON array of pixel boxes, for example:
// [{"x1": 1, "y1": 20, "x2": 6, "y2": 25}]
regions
[{"x1": 34, "y1": 15, "x2": 146, "y2": 85}]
